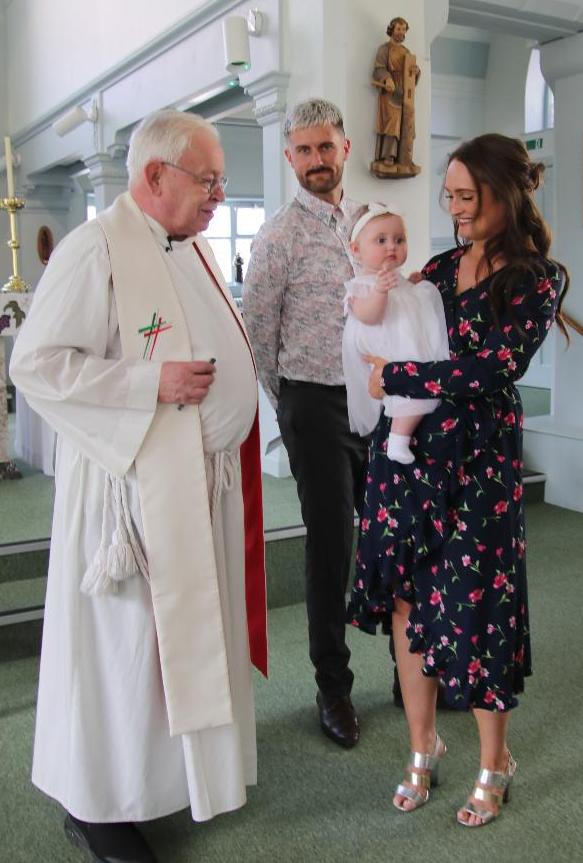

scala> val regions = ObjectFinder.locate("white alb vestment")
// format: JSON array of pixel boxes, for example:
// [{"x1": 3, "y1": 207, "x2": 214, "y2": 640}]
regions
[
  {"x1": 342, "y1": 272, "x2": 450, "y2": 436},
  {"x1": 10, "y1": 195, "x2": 261, "y2": 823}
]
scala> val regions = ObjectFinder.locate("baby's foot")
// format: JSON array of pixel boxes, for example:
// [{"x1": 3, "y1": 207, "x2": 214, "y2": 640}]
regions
[{"x1": 387, "y1": 433, "x2": 415, "y2": 464}]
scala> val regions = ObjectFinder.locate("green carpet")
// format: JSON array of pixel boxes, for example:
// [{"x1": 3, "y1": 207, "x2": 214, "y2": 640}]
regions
[{"x1": 0, "y1": 501, "x2": 581, "y2": 863}]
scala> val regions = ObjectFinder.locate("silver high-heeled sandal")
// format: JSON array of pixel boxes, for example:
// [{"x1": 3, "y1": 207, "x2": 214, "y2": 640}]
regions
[
  {"x1": 393, "y1": 734, "x2": 447, "y2": 812},
  {"x1": 457, "y1": 753, "x2": 517, "y2": 827}
]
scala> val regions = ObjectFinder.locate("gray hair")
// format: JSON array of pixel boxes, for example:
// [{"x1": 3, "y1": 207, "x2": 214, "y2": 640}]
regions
[
  {"x1": 126, "y1": 109, "x2": 219, "y2": 184},
  {"x1": 283, "y1": 98, "x2": 345, "y2": 139}
]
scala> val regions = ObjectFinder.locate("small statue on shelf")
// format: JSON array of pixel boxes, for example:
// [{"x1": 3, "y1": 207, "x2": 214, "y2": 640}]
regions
[
  {"x1": 370, "y1": 17, "x2": 421, "y2": 179},
  {"x1": 233, "y1": 252, "x2": 244, "y2": 284}
]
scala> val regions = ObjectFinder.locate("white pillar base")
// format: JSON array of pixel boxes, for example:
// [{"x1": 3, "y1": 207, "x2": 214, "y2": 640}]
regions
[{"x1": 523, "y1": 415, "x2": 583, "y2": 512}]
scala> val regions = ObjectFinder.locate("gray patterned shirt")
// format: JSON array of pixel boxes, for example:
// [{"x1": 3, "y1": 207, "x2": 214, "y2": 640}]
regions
[{"x1": 243, "y1": 186, "x2": 362, "y2": 407}]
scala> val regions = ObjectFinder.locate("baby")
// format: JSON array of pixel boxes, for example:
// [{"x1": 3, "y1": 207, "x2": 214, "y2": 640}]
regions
[{"x1": 342, "y1": 202, "x2": 449, "y2": 464}]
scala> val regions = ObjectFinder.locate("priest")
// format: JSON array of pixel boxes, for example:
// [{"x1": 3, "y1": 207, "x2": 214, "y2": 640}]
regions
[{"x1": 10, "y1": 109, "x2": 267, "y2": 863}]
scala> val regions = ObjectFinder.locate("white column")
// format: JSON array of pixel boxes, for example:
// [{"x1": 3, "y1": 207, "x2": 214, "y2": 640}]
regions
[
  {"x1": 86, "y1": 149, "x2": 128, "y2": 212},
  {"x1": 245, "y1": 72, "x2": 292, "y2": 477},
  {"x1": 523, "y1": 32, "x2": 583, "y2": 512}
]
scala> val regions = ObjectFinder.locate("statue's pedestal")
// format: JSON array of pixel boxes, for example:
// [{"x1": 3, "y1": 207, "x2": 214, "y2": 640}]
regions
[{"x1": 370, "y1": 159, "x2": 421, "y2": 179}]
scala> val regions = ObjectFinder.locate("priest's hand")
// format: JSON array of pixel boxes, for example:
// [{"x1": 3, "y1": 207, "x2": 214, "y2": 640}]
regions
[
  {"x1": 158, "y1": 360, "x2": 217, "y2": 406},
  {"x1": 362, "y1": 354, "x2": 388, "y2": 400}
]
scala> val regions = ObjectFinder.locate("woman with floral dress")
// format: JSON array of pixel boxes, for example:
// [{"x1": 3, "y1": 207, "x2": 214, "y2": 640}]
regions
[{"x1": 347, "y1": 134, "x2": 569, "y2": 827}]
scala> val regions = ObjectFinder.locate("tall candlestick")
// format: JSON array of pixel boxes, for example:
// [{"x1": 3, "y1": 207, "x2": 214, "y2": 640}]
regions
[{"x1": 3, "y1": 136, "x2": 15, "y2": 198}]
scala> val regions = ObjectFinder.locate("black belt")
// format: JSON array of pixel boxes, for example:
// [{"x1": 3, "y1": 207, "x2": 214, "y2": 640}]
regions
[{"x1": 280, "y1": 378, "x2": 346, "y2": 392}]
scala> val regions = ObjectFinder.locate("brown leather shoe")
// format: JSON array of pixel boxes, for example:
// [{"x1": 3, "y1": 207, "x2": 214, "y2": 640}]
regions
[{"x1": 316, "y1": 692, "x2": 360, "y2": 748}]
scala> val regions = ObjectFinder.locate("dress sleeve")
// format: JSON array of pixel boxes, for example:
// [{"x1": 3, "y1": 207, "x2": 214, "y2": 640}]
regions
[
  {"x1": 242, "y1": 222, "x2": 289, "y2": 408},
  {"x1": 381, "y1": 264, "x2": 562, "y2": 401}
]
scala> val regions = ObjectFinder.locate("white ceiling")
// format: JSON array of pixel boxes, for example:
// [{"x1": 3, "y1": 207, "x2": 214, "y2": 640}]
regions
[{"x1": 449, "y1": 0, "x2": 583, "y2": 41}]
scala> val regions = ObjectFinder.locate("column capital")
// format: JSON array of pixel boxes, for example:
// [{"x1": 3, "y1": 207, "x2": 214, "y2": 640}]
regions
[
  {"x1": 85, "y1": 152, "x2": 128, "y2": 211},
  {"x1": 540, "y1": 31, "x2": 583, "y2": 86},
  {"x1": 245, "y1": 72, "x2": 290, "y2": 127}
]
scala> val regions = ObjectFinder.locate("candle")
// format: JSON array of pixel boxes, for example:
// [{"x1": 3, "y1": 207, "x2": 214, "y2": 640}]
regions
[{"x1": 4, "y1": 136, "x2": 15, "y2": 198}]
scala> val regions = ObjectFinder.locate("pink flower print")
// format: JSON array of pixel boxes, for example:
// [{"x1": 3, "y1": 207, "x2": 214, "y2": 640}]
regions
[
  {"x1": 493, "y1": 500, "x2": 509, "y2": 515},
  {"x1": 453, "y1": 626, "x2": 463, "y2": 635},
  {"x1": 431, "y1": 565, "x2": 438, "y2": 575},
  {"x1": 393, "y1": 474, "x2": 400, "y2": 484},
  {"x1": 496, "y1": 547, "x2": 503, "y2": 558},
  {"x1": 468, "y1": 658, "x2": 482, "y2": 675},
  {"x1": 509, "y1": 616, "x2": 516, "y2": 629},
  {"x1": 476, "y1": 543, "x2": 486, "y2": 552},
  {"x1": 471, "y1": 331, "x2": 480, "y2": 342},
  {"x1": 361, "y1": 518, "x2": 370, "y2": 532},
  {"x1": 440, "y1": 635, "x2": 449, "y2": 645},
  {"x1": 413, "y1": 467, "x2": 422, "y2": 480},
  {"x1": 469, "y1": 380, "x2": 480, "y2": 389},
  {"x1": 513, "y1": 484, "x2": 523, "y2": 502},
  {"x1": 471, "y1": 634, "x2": 479, "y2": 646},
  {"x1": 425, "y1": 380, "x2": 442, "y2": 396},
  {"x1": 457, "y1": 520, "x2": 467, "y2": 532},
  {"x1": 462, "y1": 554, "x2": 472, "y2": 567},
  {"x1": 511, "y1": 295, "x2": 525, "y2": 306},
  {"x1": 468, "y1": 588, "x2": 484, "y2": 603},
  {"x1": 377, "y1": 506, "x2": 388, "y2": 522},
  {"x1": 508, "y1": 360, "x2": 517, "y2": 372},
  {"x1": 515, "y1": 645, "x2": 525, "y2": 664},
  {"x1": 441, "y1": 418, "x2": 458, "y2": 433},
  {"x1": 387, "y1": 516, "x2": 399, "y2": 529},
  {"x1": 477, "y1": 348, "x2": 492, "y2": 358},
  {"x1": 449, "y1": 677, "x2": 459, "y2": 688},
  {"x1": 525, "y1": 319, "x2": 534, "y2": 330},
  {"x1": 537, "y1": 278, "x2": 552, "y2": 294},
  {"x1": 451, "y1": 368, "x2": 463, "y2": 377},
  {"x1": 426, "y1": 457, "x2": 436, "y2": 465},
  {"x1": 497, "y1": 346, "x2": 512, "y2": 362},
  {"x1": 385, "y1": 544, "x2": 395, "y2": 557},
  {"x1": 487, "y1": 624, "x2": 495, "y2": 634},
  {"x1": 379, "y1": 482, "x2": 387, "y2": 493},
  {"x1": 503, "y1": 324, "x2": 513, "y2": 335},
  {"x1": 495, "y1": 698, "x2": 505, "y2": 711},
  {"x1": 429, "y1": 589, "x2": 442, "y2": 606},
  {"x1": 422, "y1": 499, "x2": 431, "y2": 511},
  {"x1": 458, "y1": 319, "x2": 471, "y2": 336},
  {"x1": 432, "y1": 519, "x2": 444, "y2": 535},
  {"x1": 486, "y1": 466, "x2": 495, "y2": 478},
  {"x1": 503, "y1": 412, "x2": 516, "y2": 425},
  {"x1": 426, "y1": 654, "x2": 435, "y2": 667},
  {"x1": 484, "y1": 689, "x2": 496, "y2": 704},
  {"x1": 493, "y1": 572, "x2": 507, "y2": 589},
  {"x1": 404, "y1": 362, "x2": 418, "y2": 376},
  {"x1": 496, "y1": 454, "x2": 506, "y2": 463},
  {"x1": 356, "y1": 579, "x2": 364, "y2": 589}
]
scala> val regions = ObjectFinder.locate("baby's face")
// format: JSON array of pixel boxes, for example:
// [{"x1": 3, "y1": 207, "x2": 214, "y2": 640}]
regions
[{"x1": 353, "y1": 214, "x2": 407, "y2": 273}]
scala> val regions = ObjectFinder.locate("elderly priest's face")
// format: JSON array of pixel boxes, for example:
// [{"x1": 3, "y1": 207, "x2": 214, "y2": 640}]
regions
[{"x1": 155, "y1": 129, "x2": 226, "y2": 237}]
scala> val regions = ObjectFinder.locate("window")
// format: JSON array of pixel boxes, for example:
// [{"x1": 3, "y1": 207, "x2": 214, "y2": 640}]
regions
[
  {"x1": 86, "y1": 192, "x2": 96, "y2": 221},
  {"x1": 204, "y1": 201, "x2": 265, "y2": 283},
  {"x1": 525, "y1": 47, "x2": 554, "y2": 133}
]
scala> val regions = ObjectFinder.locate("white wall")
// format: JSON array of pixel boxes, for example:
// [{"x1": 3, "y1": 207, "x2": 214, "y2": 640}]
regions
[{"x1": 5, "y1": 0, "x2": 209, "y2": 129}]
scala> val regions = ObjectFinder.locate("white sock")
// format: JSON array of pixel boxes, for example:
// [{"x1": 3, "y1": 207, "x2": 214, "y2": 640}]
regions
[{"x1": 387, "y1": 432, "x2": 415, "y2": 464}]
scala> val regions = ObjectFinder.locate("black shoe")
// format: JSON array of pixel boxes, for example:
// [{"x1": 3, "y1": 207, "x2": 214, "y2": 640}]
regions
[
  {"x1": 64, "y1": 814, "x2": 158, "y2": 863},
  {"x1": 316, "y1": 692, "x2": 360, "y2": 748}
]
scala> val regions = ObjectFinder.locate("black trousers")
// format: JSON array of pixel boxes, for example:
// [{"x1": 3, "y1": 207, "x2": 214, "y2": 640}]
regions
[{"x1": 277, "y1": 380, "x2": 369, "y2": 697}]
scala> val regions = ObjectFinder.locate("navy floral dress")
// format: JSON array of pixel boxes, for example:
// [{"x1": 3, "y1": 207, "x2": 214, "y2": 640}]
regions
[{"x1": 347, "y1": 248, "x2": 563, "y2": 712}]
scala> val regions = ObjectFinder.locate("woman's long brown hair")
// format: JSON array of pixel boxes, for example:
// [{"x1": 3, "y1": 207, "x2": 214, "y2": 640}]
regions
[{"x1": 446, "y1": 133, "x2": 570, "y2": 340}]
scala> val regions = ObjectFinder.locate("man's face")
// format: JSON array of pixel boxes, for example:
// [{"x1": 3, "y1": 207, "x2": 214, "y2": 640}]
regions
[
  {"x1": 156, "y1": 130, "x2": 226, "y2": 236},
  {"x1": 391, "y1": 22, "x2": 408, "y2": 43},
  {"x1": 284, "y1": 124, "x2": 351, "y2": 201}
]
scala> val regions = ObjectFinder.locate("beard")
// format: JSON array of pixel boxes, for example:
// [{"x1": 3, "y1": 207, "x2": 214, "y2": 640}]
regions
[{"x1": 300, "y1": 165, "x2": 343, "y2": 195}]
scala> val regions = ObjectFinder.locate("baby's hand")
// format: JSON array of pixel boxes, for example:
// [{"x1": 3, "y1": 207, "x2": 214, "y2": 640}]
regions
[
  {"x1": 407, "y1": 270, "x2": 424, "y2": 284},
  {"x1": 375, "y1": 269, "x2": 399, "y2": 294}
]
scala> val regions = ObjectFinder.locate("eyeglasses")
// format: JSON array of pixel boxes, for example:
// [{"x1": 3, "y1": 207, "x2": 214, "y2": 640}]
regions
[{"x1": 161, "y1": 162, "x2": 228, "y2": 195}]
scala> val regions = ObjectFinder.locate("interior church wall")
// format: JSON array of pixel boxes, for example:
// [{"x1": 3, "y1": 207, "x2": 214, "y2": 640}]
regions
[{"x1": 3, "y1": 0, "x2": 209, "y2": 130}]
